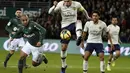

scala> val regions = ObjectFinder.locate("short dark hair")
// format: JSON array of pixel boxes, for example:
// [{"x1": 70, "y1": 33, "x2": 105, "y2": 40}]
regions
[
  {"x1": 92, "y1": 10, "x2": 100, "y2": 16},
  {"x1": 111, "y1": 16, "x2": 118, "y2": 19},
  {"x1": 16, "y1": 8, "x2": 21, "y2": 11}
]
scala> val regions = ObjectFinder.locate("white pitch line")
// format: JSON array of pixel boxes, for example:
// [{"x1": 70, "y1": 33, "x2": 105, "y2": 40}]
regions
[{"x1": 2, "y1": 65, "x2": 130, "y2": 70}]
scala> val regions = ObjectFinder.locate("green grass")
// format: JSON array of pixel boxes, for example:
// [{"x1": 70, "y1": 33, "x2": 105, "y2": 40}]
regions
[{"x1": 0, "y1": 50, "x2": 130, "y2": 73}]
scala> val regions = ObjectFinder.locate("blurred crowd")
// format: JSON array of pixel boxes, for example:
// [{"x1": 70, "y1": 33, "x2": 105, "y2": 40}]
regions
[{"x1": 27, "y1": 0, "x2": 130, "y2": 43}]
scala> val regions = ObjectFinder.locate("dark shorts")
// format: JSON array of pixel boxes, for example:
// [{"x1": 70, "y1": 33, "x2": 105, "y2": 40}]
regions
[
  {"x1": 85, "y1": 43, "x2": 104, "y2": 54},
  {"x1": 108, "y1": 44, "x2": 120, "y2": 53},
  {"x1": 60, "y1": 23, "x2": 76, "y2": 44}
]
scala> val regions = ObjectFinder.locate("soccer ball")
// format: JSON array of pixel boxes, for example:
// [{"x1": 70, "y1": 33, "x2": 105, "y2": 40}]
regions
[{"x1": 60, "y1": 29, "x2": 71, "y2": 40}]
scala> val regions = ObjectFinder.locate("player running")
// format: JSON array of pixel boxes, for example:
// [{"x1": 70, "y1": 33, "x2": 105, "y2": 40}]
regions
[
  {"x1": 81, "y1": 11, "x2": 112, "y2": 73},
  {"x1": 48, "y1": 0, "x2": 91, "y2": 73},
  {"x1": 107, "y1": 16, "x2": 121, "y2": 71},
  {"x1": 12, "y1": 14, "x2": 48, "y2": 73},
  {"x1": 4, "y1": 9, "x2": 28, "y2": 68}
]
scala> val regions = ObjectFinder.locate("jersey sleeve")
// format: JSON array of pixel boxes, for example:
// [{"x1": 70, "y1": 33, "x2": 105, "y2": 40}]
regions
[
  {"x1": 103, "y1": 22, "x2": 108, "y2": 33},
  {"x1": 84, "y1": 22, "x2": 89, "y2": 32},
  {"x1": 5, "y1": 19, "x2": 13, "y2": 33},
  {"x1": 34, "y1": 23, "x2": 46, "y2": 43},
  {"x1": 76, "y1": 2, "x2": 90, "y2": 19},
  {"x1": 77, "y1": 2, "x2": 85, "y2": 12},
  {"x1": 48, "y1": 1, "x2": 61, "y2": 14},
  {"x1": 107, "y1": 25, "x2": 110, "y2": 32}
]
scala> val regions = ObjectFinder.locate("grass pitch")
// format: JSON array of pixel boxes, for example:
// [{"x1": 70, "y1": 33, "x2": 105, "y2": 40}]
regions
[{"x1": 0, "y1": 50, "x2": 130, "y2": 73}]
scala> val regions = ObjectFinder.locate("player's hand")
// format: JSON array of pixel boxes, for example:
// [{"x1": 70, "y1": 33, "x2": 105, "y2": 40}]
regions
[
  {"x1": 119, "y1": 41, "x2": 122, "y2": 44},
  {"x1": 53, "y1": 1, "x2": 58, "y2": 6},
  {"x1": 87, "y1": 17, "x2": 92, "y2": 21},
  {"x1": 36, "y1": 42, "x2": 41, "y2": 47},
  {"x1": 9, "y1": 38, "x2": 13, "y2": 44},
  {"x1": 11, "y1": 32, "x2": 16, "y2": 34}
]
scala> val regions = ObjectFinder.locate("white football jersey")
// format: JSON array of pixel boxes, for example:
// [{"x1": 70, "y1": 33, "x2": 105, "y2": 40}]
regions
[
  {"x1": 49, "y1": 1, "x2": 85, "y2": 28},
  {"x1": 107, "y1": 24, "x2": 120, "y2": 44},
  {"x1": 84, "y1": 20, "x2": 108, "y2": 43}
]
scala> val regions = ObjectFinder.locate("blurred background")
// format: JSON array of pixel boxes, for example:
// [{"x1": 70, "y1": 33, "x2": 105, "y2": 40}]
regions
[{"x1": 0, "y1": 0, "x2": 130, "y2": 43}]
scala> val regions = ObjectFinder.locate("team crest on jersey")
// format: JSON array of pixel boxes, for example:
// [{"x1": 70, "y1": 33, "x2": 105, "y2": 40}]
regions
[
  {"x1": 29, "y1": 27, "x2": 31, "y2": 30},
  {"x1": 99, "y1": 27, "x2": 102, "y2": 29}
]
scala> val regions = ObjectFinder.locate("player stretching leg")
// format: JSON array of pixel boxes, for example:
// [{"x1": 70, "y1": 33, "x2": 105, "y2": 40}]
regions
[
  {"x1": 49, "y1": 0, "x2": 90, "y2": 73},
  {"x1": 81, "y1": 11, "x2": 112, "y2": 73},
  {"x1": 107, "y1": 16, "x2": 121, "y2": 71}
]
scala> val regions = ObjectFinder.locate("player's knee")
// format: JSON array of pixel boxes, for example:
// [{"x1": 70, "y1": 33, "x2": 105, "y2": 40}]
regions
[
  {"x1": 84, "y1": 54, "x2": 89, "y2": 61},
  {"x1": 84, "y1": 56, "x2": 89, "y2": 61},
  {"x1": 10, "y1": 50, "x2": 15, "y2": 54},
  {"x1": 32, "y1": 61, "x2": 38, "y2": 67},
  {"x1": 116, "y1": 51, "x2": 120, "y2": 57},
  {"x1": 98, "y1": 53, "x2": 104, "y2": 61},
  {"x1": 61, "y1": 44, "x2": 68, "y2": 51}
]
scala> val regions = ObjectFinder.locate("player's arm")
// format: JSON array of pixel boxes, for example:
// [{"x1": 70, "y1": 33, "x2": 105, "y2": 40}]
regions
[
  {"x1": 34, "y1": 23, "x2": 46, "y2": 44},
  {"x1": 11, "y1": 25, "x2": 24, "y2": 39},
  {"x1": 80, "y1": 22, "x2": 89, "y2": 49},
  {"x1": 77, "y1": 2, "x2": 91, "y2": 20},
  {"x1": 106, "y1": 25, "x2": 114, "y2": 50},
  {"x1": 118, "y1": 27, "x2": 122, "y2": 44},
  {"x1": 5, "y1": 19, "x2": 13, "y2": 33},
  {"x1": 48, "y1": 1, "x2": 60, "y2": 14}
]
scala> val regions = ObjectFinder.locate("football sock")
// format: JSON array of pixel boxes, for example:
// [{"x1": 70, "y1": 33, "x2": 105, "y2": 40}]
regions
[
  {"x1": 76, "y1": 20, "x2": 82, "y2": 38},
  {"x1": 107, "y1": 61, "x2": 111, "y2": 65},
  {"x1": 4, "y1": 53, "x2": 13, "y2": 62},
  {"x1": 83, "y1": 60, "x2": 88, "y2": 73},
  {"x1": 18, "y1": 59, "x2": 24, "y2": 73},
  {"x1": 76, "y1": 29, "x2": 82, "y2": 39},
  {"x1": 61, "y1": 51, "x2": 67, "y2": 68},
  {"x1": 100, "y1": 61, "x2": 105, "y2": 72},
  {"x1": 23, "y1": 58, "x2": 26, "y2": 66}
]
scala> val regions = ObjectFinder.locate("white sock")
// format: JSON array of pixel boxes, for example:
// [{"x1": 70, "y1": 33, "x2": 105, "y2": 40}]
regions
[
  {"x1": 100, "y1": 61, "x2": 105, "y2": 72},
  {"x1": 61, "y1": 51, "x2": 67, "y2": 68},
  {"x1": 76, "y1": 20, "x2": 82, "y2": 39},
  {"x1": 76, "y1": 30, "x2": 82, "y2": 39},
  {"x1": 107, "y1": 61, "x2": 111, "y2": 65},
  {"x1": 83, "y1": 60, "x2": 88, "y2": 73}
]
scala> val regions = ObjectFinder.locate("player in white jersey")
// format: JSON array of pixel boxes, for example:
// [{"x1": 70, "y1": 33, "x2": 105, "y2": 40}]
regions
[
  {"x1": 81, "y1": 11, "x2": 112, "y2": 73},
  {"x1": 48, "y1": 0, "x2": 91, "y2": 73},
  {"x1": 106, "y1": 17, "x2": 121, "y2": 71}
]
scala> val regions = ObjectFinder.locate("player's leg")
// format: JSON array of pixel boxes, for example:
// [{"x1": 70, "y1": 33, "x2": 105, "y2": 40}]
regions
[
  {"x1": 18, "y1": 42, "x2": 30, "y2": 73},
  {"x1": 112, "y1": 44, "x2": 120, "y2": 65},
  {"x1": 30, "y1": 43, "x2": 48, "y2": 67},
  {"x1": 111, "y1": 45, "x2": 120, "y2": 67},
  {"x1": 18, "y1": 38, "x2": 30, "y2": 69},
  {"x1": 4, "y1": 39, "x2": 18, "y2": 68},
  {"x1": 95, "y1": 43, "x2": 105, "y2": 73},
  {"x1": 18, "y1": 50, "x2": 28, "y2": 73},
  {"x1": 60, "y1": 43, "x2": 68, "y2": 73},
  {"x1": 107, "y1": 44, "x2": 114, "y2": 71},
  {"x1": 76, "y1": 20, "x2": 83, "y2": 46},
  {"x1": 32, "y1": 53, "x2": 48, "y2": 67},
  {"x1": 83, "y1": 43, "x2": 94, "y2": 73},
  {"x1": 4, "y1": 50, "x2": 15, "y2": 68},
  {"x1": 60, "y1": 25, "x2": 74, "y2": 73},
  {"x1": 107, "y1": 53, "x2": 113, "y2": 71}
]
